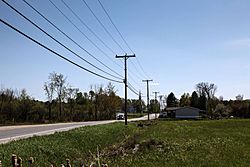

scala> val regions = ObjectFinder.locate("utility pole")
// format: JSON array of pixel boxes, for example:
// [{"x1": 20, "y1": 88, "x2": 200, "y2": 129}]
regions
[
  {"x1": 158, "y1": 95, "x2": 164, "y2": 111},
  {"x1": 142, "y1": 79, "x2": 153, "y2": 120},
  {"x1": 139, "y1": 90, "x2": 142, "y2": 114},
  {"x1": 153, "y1": 92, "x2": 159, "y2": 102},
  {"x1": 153, "y1": 91, "x2": 159, "y2": 119},
  {"x1": 116, "y1": 54, "x2": 135, "y2": 125}
]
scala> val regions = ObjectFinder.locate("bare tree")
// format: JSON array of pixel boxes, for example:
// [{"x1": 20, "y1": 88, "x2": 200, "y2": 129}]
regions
[
  {"x1": 105, "y1": 82, "x2": 117, "y2": 96},
  {"x1": 196, "y1": 82, "x2": 217, "y2": 112},
  {"x1": 48, "y1": 72, "x2": 67, "y2": 119},
  {"x1": 196, "y1": 82, "x2": 217, "y2": 100}
]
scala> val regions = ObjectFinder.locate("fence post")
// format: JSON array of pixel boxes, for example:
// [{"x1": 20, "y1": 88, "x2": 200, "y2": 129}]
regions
[
  {"x1": 66, "y1": 159, "x2": 71, "y2": 167},
  {"x1": 17, "y1": 157, "x2": 22, "y2": 167},
  {"x1": 28, "y1": 157, "x2": 34, "y2": 167},
  {"x1": 12, "y1": 154, "x2": 17, "y2": 167}
]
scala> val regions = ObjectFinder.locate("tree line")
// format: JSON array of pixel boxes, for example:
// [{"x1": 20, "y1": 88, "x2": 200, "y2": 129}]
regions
[
  {"x1": 1, "y1": 74, "x2": 249, "y2": 124},
  {"x1": 0, "y1": 72, "x2": 143, "y2": 125},
  {"x1": 165, "y1": 82, "x2": 250, "y2": 119}
]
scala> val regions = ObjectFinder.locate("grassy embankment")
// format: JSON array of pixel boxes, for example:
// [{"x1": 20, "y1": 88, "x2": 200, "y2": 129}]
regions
[{"x1": 1, "y1": 119, "x2": 250, "y2": 166}]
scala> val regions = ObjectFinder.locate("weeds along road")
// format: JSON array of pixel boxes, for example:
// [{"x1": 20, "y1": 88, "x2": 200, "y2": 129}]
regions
[{"x1": 0, "y1": 114, "x2": 158, "y2": 144}]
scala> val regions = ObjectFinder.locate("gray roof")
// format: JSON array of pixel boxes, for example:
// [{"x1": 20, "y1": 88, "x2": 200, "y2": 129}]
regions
[{"x1": 166, "y1": 106, "x2": 205, "y2": 112}]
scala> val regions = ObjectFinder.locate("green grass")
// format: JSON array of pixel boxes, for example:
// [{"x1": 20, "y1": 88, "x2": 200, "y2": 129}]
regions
[
  {"x1": 0, "y1": 123, "x2": 136, "y2": 166},
  {"x1": 1, "y1": 119, "x2": 250, "y2": 166},
  {"x1": 109, "y1": 119, "x2": 250, "y2": 167}
]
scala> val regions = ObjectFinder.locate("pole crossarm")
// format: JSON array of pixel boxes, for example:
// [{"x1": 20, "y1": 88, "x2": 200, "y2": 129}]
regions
[
  {"x1": 115, "y1": 54, "x2": 135, "y2": 59},
  {"x1": 116, "y1": 54, "x2": 136, "y2": 125}
]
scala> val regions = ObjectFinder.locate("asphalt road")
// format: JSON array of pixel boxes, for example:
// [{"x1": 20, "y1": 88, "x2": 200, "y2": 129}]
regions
[{"x1": 0, "y1": 114, "x2": 158, "y2": 144}]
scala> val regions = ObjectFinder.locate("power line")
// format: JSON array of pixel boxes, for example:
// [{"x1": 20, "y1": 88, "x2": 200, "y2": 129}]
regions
[
  {"x1": 59, "y1": 0, "x2": 120, "y2": 61},
  {"x1": 2, "y1": 0, "x2": 122, "y2": 80},
  {"x1": 48, "y1": 0, "x2": 124, "y2": 75},
  {"x1": 53, "y1": 0, "x2": 143, "y2": 93},
  {"x1": 127, "y1": 82, "x2": 139, "y2": 96},
  {"x1": 129, "y1": 60, "x2": 145, "y2": 79},
  {"x1": 135, "y1": 58, "x2": 151, "y2": 79},
  {"x1": 128, "y1": 82, "x2": 141, "y2": 95},
  {"x1": 97, "y1": 0, "x2": 151, "y2": 79},
  {"x1": 81, "y1": 0, "x2": 126, "y2": 53},
  {"x1": 78, "y1": 0, "x2": 143, "y2": 95},
  {"x1": 22, "y1": 0, "x2": 123, "y2": 79},
  {"x1": 0, "y1": 18, "x2": 123, "y2": 83},
  {"x1": 127, "y1": 85, "x2": 139, "y2": 96},
  {"x1": 127, "y1": 74, "x2": 141, "y2": 88},
  {"x1": 64, "y1": 0, "x2": 146, "y2": 82},
  {"x1": 97, "y1": 0, "x2": 133, "y2": 53}
]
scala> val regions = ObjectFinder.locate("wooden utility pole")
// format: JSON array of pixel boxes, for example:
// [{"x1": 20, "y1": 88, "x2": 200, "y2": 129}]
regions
[
  {"x1": 116, "y1": 54, "x2": 135, "y2": 125},
  {"x1": 139, "y1": 90, "x2": 142, "y2": 114},
  {"x1": 153, "y1": 91, "x2": 159, "y2": 118},
  {"x1": 142, "y1": 79, "x2": 153, "y2": 120},
  {"x1": 153, "y1": 91, "x2": 159, "y2": 102}
]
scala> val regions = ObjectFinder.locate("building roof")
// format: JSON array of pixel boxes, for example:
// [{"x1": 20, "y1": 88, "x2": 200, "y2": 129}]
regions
[{"x1": 166, "y1": 106, "x2": 205, "y2": 112}]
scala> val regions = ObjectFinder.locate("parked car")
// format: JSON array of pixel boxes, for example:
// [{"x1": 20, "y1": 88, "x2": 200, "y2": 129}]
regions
[
  {"x1": 159, "y1": 112, "x2": 168, "y2": 118},
  {"x1": 116, "y1": 113, "x2": 124, "y2": 120}
]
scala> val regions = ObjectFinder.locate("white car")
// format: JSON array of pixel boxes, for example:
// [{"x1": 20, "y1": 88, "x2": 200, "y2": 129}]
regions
[{"x1": 116, "y1": 113, "x2": 125, "y2": 120}]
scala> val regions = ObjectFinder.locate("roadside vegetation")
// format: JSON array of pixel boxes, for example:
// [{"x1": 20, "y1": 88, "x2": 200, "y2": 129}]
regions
[
  {"x1": 0, "y1": 122, "x2": 136, "y2": 166},
  {"x1": 1, "y1": 119, "x2": 250, "y2": 166},
  {"x1": 1, "y1": 72, "x2": 250, "y2": 125},
  {"x1": 0, "y1": 72, "x2": 145, "y2": 125}
]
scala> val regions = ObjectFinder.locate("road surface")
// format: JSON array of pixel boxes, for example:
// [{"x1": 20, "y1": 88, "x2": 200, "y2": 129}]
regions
[{"x1": 0, "y1": 114, "x2": 158, "y2": 144}]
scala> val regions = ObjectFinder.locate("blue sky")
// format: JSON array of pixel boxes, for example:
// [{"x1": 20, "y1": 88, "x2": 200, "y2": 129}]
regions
[{"x1": 0, "y1": 0, "x2": 250, "y2": 101}]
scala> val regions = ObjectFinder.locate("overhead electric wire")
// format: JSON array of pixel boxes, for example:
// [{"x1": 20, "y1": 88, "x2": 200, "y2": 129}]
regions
[
  {"x1": 0, "y1": 18, "x2": 123, "y2": 83},
  {"x1": 97, "y1": 0, "x2": 151, "y2": 79},
  {"x1": 128, "y1": 82, "x2": 140, "y2": 94},
  {"x1": 129, "y1": 61, "x2": 145, "y2": 79},
  {"x1": 22, "y1": 0, "x2": 123, "y2": 79},
  {"x1": 127, "y1": 83, "x2": 139, "y2": 96},
  {"x1": 81, "y1": 0, "x2": 126, "y2": 53},
  {"x1": 59, "y1": 0, "x2": 117, "y2": 56},
  {"x1": 128, "y1": 73, "x2": 141, "y2": 87},
  {"x1": 78, "y1": 0, "x2": 147, "y2": 83},
  {"x1": 59, "y1": 0, "x2": 143, "y2": 86},
  {"x1": 54, "y1": 0, "x2": 143, "y2": 91},
  {"x1": 49, "y1": 0, "x2": 121, "y2": 70},
  {"x1": 97, "y1": 0, "x2": 133, "y2": 53},
  {"x1": 135, "y1": 58, "x2": 151, "y2": 79},
  {"x1": 128, "y1": 87, "x2": 139, "y2": 96},
  {"x1": 1, "y1": 0, "x2": 122, "y2": 80}
]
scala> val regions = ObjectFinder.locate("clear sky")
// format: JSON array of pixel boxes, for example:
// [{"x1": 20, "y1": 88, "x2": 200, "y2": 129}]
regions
[{"x1": 0, "y1": 0, "x2": 250, "y2": 101}]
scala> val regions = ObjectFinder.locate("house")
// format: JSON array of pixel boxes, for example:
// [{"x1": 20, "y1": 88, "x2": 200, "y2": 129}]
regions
[{"x1": 165, "y1": 107, "x2": 204, "y2": 119}]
